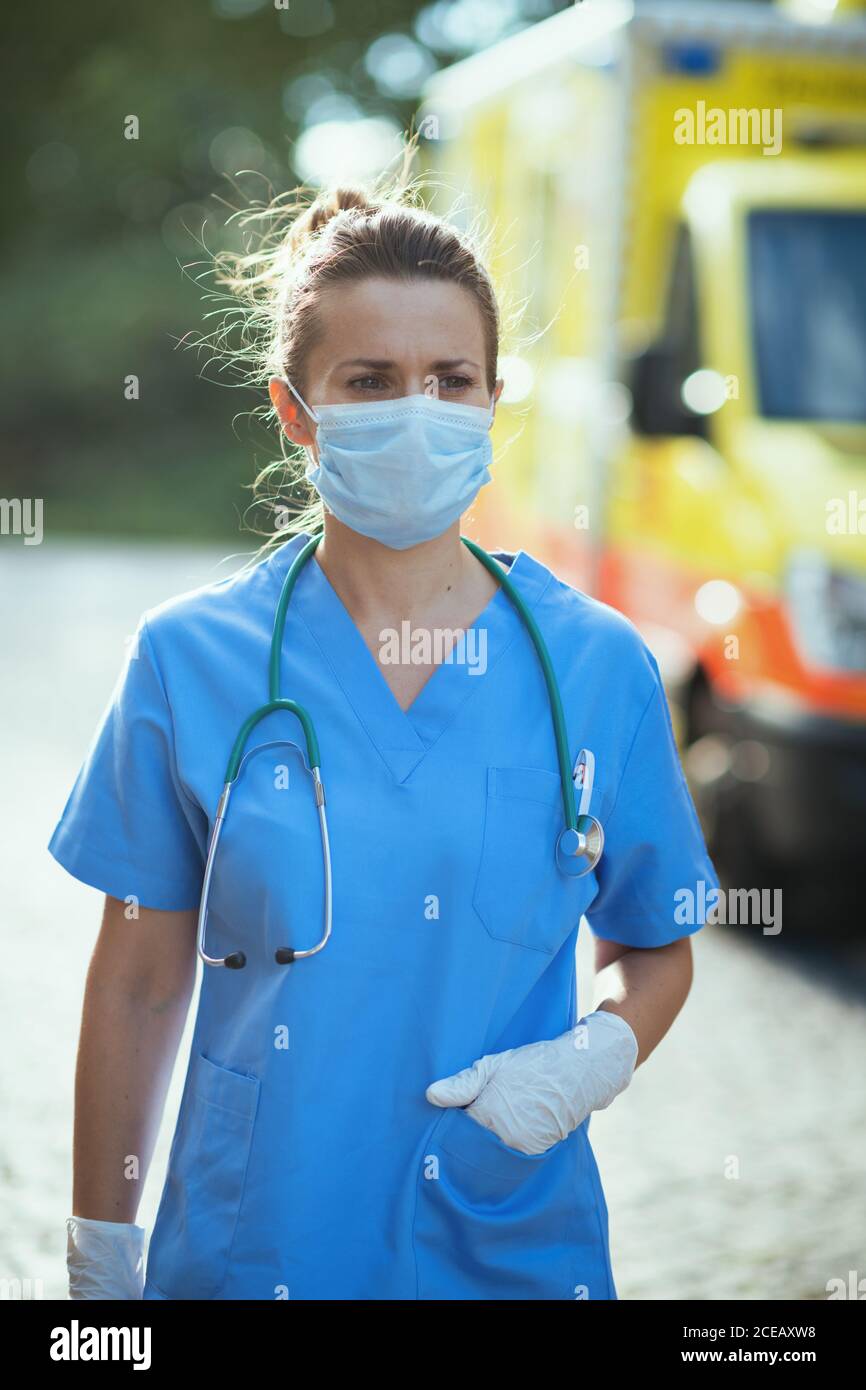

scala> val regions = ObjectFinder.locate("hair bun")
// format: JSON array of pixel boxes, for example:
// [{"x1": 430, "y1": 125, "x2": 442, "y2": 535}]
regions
[{"x1": 289, "y1": 185, "x2": 376, "y2": 250}]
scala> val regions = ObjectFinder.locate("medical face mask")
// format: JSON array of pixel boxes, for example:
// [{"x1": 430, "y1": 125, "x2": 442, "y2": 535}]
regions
[{"x1": 279, "y1": 378, "x2": 496, "y2": 549}]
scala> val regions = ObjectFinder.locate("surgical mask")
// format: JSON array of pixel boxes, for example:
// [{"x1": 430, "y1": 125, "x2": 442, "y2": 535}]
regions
[{"x1": 279, "y1": 378, "x2": 496, "y2": 549}]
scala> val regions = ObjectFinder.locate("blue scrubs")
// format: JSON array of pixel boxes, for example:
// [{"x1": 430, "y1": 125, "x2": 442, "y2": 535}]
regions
[{"x1": 49, "y1": 531, "x2": 719, "y2": 1300}]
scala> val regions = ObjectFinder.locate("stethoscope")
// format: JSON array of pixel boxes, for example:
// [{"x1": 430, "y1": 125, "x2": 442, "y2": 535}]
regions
[{"x1": 196, "y1": 532, "x2": 604, "y2": 969}]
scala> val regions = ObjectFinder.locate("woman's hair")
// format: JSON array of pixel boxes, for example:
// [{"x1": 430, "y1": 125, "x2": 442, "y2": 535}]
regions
[{"x1": 204, "y1": 141, "x2": 503, "y2": 563}]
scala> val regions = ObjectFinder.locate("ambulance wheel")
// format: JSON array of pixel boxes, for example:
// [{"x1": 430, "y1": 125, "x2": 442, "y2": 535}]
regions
[
  {"x1": 682, "y1": 678, "x2": 761, "y2": 894},
  {"x1": 683, "y1": 676, "x2": 835, "y2": 939}
]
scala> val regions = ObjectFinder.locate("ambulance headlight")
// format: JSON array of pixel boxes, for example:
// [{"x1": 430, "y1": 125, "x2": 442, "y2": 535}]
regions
[{"x1": 786, "y1": 550, "x2": 866, "y2": 673}]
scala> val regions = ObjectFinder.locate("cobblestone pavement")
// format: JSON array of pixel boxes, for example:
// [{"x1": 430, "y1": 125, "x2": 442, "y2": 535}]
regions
[
  {"x1": 2, "y1": 542, "x2": 864, "y2": 1300},
  {"x1": 577, "y1": 923, "x2": 866, "y2": 1301}
]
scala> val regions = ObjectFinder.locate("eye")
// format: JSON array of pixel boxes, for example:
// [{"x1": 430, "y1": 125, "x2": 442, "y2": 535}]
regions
[
  {"x1": 347, "y1": 375, "x2": 388, "y2": 392},
  {"x1": 437, "y1": 374, "x2": 475, "y2": 393}
]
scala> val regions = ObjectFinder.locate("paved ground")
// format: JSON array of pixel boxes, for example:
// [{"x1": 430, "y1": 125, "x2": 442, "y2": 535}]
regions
[{"x1": 2, "y1": 540, "x2": 864, "y2": 1300}]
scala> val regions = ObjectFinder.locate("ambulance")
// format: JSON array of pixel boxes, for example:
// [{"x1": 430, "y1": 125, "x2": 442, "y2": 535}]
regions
[{"x1": 421, "y1": 0, "x2": 866, "y2": 927}]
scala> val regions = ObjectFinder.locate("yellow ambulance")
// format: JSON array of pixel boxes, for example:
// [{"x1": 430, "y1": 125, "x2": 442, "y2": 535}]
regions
[{"x1": 421, "y1": 0, "x2": 866, "y2": 925}]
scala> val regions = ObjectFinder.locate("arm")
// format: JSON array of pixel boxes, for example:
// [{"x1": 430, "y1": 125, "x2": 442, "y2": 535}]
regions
[
  {"x1": 590, "y1": 935, "x2": 694, "y2": 1070},
  {"x1": 72, "y1": 894, "x2": 197, "y2": 1221},
  {"x1": 50, "y1": 615, "x2": 207, "y2": 1294}
]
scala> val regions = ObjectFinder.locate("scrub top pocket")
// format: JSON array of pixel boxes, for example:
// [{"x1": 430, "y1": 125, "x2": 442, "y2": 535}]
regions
[
  {"x1": 414, "y1": 1103, "x2": 589, "y2": 1300},
  {"x1": 144, "y1": 1051, "x2": 260, "y2": 1300},
  {"x1": 473, "y1": 766, "x2": 598, "y2": 954}
]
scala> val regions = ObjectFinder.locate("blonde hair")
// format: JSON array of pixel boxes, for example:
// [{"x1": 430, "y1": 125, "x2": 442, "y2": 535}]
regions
[{"x1": 200, "y1": 138, "x2": 503, "y2": 568}]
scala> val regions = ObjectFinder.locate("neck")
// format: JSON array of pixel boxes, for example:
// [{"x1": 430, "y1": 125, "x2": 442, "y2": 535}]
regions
[{"x1": 313, "y1": 517, "x2": 481, "y2": 620}]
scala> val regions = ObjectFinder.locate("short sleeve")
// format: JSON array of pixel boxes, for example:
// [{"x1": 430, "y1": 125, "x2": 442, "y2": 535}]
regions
[
  {"x1": 586, "y1": 658, "x2": 721, "y2": 948},
  {"x1": 47, "y1": 615, "x2": 205, "y2": 911}
]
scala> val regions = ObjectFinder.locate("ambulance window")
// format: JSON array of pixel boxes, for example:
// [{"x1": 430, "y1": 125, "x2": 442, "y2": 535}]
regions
[
  {"x1": 630, "y1": 227, "x2": 707, "y2": 436},
  {"x1": 666, "y1": 227, "x2": 696, "y2": 353},
  {"x1": 662, "y1": 225, "x2": 705, "y2": 435},
  {"x1": 749, "y1": 209, "x2": 866, "y2": 422}
]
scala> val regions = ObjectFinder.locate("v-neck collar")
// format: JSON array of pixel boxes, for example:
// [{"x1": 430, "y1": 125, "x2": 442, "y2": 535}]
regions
[{"x1": 270, "y1": 532, "x2": 554, "y2": 783}]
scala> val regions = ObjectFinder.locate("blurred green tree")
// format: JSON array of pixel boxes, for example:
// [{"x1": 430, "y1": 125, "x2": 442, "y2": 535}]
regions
[{"x1": 0, "y1": 0, "x2": 620, "y2": 537}]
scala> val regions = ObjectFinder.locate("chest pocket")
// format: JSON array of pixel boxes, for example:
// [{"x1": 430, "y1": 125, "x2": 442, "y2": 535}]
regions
[{"x1": 473, "y1": 766, "x2": 599, "y2": 954}]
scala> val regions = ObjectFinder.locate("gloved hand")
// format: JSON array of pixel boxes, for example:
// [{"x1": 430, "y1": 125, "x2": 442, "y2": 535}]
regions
[
  {"x1": 66, "y1": 1215, "x2": 146, "y2": 1300},
  {"x1": 426, "y1": 1010, "x2": 639, "y2": 1155}
]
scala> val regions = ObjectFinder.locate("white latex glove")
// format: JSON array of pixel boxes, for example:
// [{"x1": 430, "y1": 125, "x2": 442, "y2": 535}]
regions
[
  {"x1": 66, "y1": 1215, "x2": 146, "y2": 1300},
  {"x1": 426, "y1": 1010, "x2": 639, "y2": 1155}
]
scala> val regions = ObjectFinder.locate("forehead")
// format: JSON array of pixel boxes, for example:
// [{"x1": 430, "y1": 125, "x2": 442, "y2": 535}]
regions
[{"x1": 307, "y1": 277, "x2": 487, "y2": 369}]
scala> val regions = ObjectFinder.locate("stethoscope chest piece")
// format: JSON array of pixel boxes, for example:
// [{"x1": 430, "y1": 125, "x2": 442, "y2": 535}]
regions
[
  {"x1": 556, "y1": 817, "x2": 604, "y2": 877},
  {"x1": 556, "y1": 747, "x2": 604, "y2": 877}
]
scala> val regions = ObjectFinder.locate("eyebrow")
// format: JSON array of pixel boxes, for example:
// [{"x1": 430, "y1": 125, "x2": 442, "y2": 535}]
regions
[{"x1": 333, "y1": 358, "x2": 483, "y2": 372}]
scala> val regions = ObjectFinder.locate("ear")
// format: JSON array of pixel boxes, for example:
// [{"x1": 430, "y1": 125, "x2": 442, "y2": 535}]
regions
[
  {"x1": 492, "y1": 376, "x2": 505, "y2": 410},
  {"x1": 269, "y1": 377, "x2": 316, "y2": 448}
]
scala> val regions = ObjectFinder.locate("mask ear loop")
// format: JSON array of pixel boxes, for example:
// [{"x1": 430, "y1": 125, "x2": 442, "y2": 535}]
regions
[
  {"x1": 277, "y1": 377, "x2": 321, "y2": 479},
  {"x1": 278, "y1": 376, "x2": 321, "y2": 426}
]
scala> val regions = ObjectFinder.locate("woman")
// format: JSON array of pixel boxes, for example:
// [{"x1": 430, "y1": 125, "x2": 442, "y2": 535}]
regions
[{"x1": 51, "y1": 174, "x2": 719, "y2": 1301}]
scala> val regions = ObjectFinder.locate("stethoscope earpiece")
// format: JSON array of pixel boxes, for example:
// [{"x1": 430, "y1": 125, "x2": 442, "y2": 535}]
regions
[{"x1": 195, "y1": 551, "x2": 334, "y2": 972}]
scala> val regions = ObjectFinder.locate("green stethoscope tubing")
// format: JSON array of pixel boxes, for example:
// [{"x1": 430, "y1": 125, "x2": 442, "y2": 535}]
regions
[
  {"x1": 460, "y1": 538, "x2": 603, "y2": 879},
  {"x1": 262, "y1": 533, "x2": 576, "y2": 825},
  {"x1": 197, "y1": 531, "x2": 601, "y2": 971},
  {"x1": 460, "y1": 536, "x2": 577, "y2": 834},
  {"x1": 220, "y1": 533, "x2": 324, "y2": 785}
]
